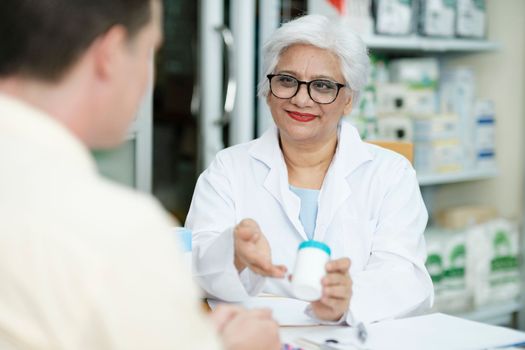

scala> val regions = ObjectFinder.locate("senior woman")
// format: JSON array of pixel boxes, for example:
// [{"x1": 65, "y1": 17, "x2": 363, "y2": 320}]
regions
[{"x1": 186, "y1": 14, "x2": 433, "y2": 325}]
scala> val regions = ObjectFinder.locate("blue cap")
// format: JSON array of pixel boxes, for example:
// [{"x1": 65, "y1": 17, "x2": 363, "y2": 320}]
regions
[
  {"x1": 298, "y1": 240, "x2": 331, "y2": 256},
  {"x1": 173, "y1": 227, "x2": 192, "y2": 252}
]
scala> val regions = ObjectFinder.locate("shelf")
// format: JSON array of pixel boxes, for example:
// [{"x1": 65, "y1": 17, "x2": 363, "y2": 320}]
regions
[
  {"x1": 453, "y1": 301, "x2": 522, "y2": 326},
  {"x1": 418, "y1": 168, "x2": 498, "y2": 186},
  {"x1": 362, "y1": 34, "x2": 499, "y2": 53}
]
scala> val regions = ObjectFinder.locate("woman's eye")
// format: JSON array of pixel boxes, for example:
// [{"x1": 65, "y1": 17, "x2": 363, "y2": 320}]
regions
[
  {"x1": 312, "y1": 80, "x2": 336, "y2": 91},
  {"x1": 277, "y1": 76, "x2": 296, "y2": 85},
  {"x1": 279, "y1": 75, "x2": 294, "y2": 83}
]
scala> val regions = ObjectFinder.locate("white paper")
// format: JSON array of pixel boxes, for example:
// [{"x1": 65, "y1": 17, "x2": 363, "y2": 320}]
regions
[
  {"x1": 207, "y1": 295, "x2": 323, "y2": 326},
  {"x1": 297, "y1": 313, "x2": 525, "y2": 350}
]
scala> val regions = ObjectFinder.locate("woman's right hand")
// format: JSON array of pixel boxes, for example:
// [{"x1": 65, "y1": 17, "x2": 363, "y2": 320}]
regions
[{"x1": 233, "y1": 219, "x2": 287, "y2": 277}]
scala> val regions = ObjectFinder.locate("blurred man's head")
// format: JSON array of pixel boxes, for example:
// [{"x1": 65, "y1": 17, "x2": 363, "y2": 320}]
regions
[{"x1": 0, "y1": 0, "x2": 163, "y2": 148}]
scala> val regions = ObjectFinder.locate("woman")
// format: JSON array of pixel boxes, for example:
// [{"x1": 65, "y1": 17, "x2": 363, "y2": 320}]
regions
[{"x1": 187, "y1": 14, "x2": 433, "y2": 325}]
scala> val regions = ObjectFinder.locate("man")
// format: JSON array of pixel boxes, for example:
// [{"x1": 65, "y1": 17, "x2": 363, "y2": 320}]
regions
[{"x1": 0, "y1": 0, "x2": 280, "y2": 349}]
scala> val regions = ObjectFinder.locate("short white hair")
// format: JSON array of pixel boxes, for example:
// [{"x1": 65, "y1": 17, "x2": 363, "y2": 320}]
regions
[{"x1": 258, "y1": 14, "x2": 370, "y2": 105}]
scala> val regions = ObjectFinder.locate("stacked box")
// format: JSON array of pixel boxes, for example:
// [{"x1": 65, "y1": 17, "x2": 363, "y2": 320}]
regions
[
  {"x1": 436, "y1": 205, "x2": 498, "y2": 229},
  {"x1": 456, "y1": 0, "x2": 486, "y2": 38},
  {"x1": 473, "y1": 99, "x2": 496, "y2": 169},
  {"x1": 466, "y1": 219, "x2": 520, "y2": 308},
  {"x1": 373, "y1": 0, "x2": 416, "y2": 35},
  {"x1": 419, "y1": 0, "x2": 456, "y2": 37},
  {"x1": 426, "y1": 227, "x2": 471, "y2": 313},
  {"x1": 413, "y1": 114, "x2": 463, "y2": 173},
  {"x1": 440, "y1": 68, "x2": 476, "y2": 169}
]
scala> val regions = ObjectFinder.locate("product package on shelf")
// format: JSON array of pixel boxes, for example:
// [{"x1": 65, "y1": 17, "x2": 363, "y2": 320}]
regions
[
  {"x1": 376, "y1": 82, "x2": 437, "y2": 116},
  {"x1": 473, "y1": 99, "x2": 496, "y2": 169},
  {"x1": 413, "y1": 114, "x2": 464, "y2": 174},
  {"x1": 347, "y1": 0, "x2": 375, "y2": 35},
  {"x1": 309, "y1": 0, "x2": 375, "y2": 35},
  {"x1": 466, "y1": 219, "x2": 520, "y2": 308},
  {"x1": 419, "y1": 0, "x2": 456, "y2": 37},
  {"x1": 373, "y1": 0, "x2": 416, "y2": 35},
  {"x1": 389, "y1": 57, "x2": 439, "y2": 89},
  {"x1": 426, "y1": 227, "x2": 471, "y2": 313},
  {"x1": 440, "y1": 67, "x2": 476, "y2": 170},
  {"x1": 377, "y1": 115, "x2": 413, "y2": 141},
  {"x1": 436, "y1": 205, "x2": 498, "y2": 230},
  {"x1": 389, "y1": 58, "x2": 439, "y2": 115},
  {"x1": 456, "y1": 0, "x2": 487, "y2": 38}
]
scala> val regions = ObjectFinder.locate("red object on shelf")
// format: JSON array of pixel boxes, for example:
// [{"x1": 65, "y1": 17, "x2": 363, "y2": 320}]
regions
[{"x1": 327, "y1": 0, "x2": 346, "y2": 15}]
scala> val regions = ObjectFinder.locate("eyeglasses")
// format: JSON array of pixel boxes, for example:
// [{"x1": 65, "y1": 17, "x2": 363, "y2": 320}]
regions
[{"x1": 267, "y1": 74, "x2": 347, "y2": 104}]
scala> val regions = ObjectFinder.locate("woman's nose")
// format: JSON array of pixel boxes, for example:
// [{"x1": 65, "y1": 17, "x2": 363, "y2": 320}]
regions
[{"x1": 290, "y1": 84, "x2": 313, "y2": 107}]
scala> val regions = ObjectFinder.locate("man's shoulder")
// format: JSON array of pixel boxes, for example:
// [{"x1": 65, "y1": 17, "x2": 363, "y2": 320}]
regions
[{"x1": 86, "y1": 177, "x2": 175, "y2": 229}]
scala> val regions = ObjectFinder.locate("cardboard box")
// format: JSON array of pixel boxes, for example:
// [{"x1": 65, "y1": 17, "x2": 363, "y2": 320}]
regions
[{"x1": 436, "y1": 205, "x2": 498, "y2": 229}]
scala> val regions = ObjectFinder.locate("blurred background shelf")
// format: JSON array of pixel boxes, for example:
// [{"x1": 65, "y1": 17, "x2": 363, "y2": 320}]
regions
[
  {"x1": 453, "y1": 301, "x2": 522, "y2": 326},
  {"x1": 418, "y1": 168, "x2": 499, "y2": 186},
  {"x1": 363, "y1": 35, "x2": 500, "y2": 52}
]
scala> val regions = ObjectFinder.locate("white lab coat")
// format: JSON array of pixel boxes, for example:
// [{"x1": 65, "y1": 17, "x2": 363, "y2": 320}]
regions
[
  {"x1": 187, "y1": 121, "x2": 433, "y2": 325},
  {"x1": 0, "y1": 94, "x2": 222, "y2": 350}
]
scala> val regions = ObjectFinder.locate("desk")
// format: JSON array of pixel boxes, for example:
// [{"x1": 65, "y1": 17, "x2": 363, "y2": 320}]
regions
[
  {"x1": 279, "y1": 313, "x2": 525, "y2": 350},
  {"x1": 204, "y1": 298, "x2": 525, "y2": 349}
]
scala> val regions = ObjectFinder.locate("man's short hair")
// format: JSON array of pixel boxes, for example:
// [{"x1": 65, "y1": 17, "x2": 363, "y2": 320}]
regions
[{"x1": 0, "y1": 0, "x2": 153, "y2": 81}]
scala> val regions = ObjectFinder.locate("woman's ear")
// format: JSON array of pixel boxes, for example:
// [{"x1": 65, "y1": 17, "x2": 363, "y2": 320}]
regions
[{"x1": 342, "y1": 92, "x2": 353, "y2": 115}]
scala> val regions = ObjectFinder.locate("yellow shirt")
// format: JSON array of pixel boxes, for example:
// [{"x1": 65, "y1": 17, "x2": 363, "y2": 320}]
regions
[{"x1": 0, "y1": 94, "x2": 222, "y2": 350}]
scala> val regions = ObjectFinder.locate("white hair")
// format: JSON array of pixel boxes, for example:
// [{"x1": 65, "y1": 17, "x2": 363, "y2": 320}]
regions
[{"x1": 258, "y1": 14, "x2": 370, "y2": 105}]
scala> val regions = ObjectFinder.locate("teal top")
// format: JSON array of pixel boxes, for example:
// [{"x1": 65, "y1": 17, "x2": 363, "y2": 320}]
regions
[
  {"x1": 290, "y1": 185, "x2": 320, "y2": 240},
  {"x1": 298, "y1": 240, "x2": 331, "y2": 256}
]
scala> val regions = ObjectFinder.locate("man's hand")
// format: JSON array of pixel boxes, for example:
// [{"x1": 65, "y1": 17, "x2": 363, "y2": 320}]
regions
[
  {"x1": 218, "y1": 307, "x2": 281, "y2": 350},
  {"x1": 210, "y1": 304, "x2": 244, "y2": 334},
  {"x1": 310, "y1": 257, "x2": 352, "y2": 321},
  {"x1": 233, "y1": 219, "x2": 287, "y2": 277}
]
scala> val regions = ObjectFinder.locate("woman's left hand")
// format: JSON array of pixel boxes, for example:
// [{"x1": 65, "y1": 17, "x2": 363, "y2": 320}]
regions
[{"x1": 310, "y1": 257, "x2": 352, "y2": 321}]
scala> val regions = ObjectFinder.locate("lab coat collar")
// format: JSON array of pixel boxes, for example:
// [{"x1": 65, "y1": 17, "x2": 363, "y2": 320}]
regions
[
  {"x1": 315, "y1": 121, "x2": 373, "y2": 241},
  {"x1": 248, "y1": 121, "x2": 373, "y2": 241},
  {"x1": 249, "y1": 121, "x2": 372, "y2": 177},
  {"x1": 249, "y1": 126, "x2": 305, "y2": 239}
]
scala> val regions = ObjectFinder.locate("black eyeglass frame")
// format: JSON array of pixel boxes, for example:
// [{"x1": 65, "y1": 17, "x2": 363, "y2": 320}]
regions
[{"x1": 266, "y1": 74, "x2": 347, "y2": 105}]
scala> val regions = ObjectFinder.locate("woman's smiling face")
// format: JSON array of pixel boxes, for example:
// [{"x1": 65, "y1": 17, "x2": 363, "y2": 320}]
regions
[{"x1": 267, "y1": 44, "x2": 353, "y2": 145}]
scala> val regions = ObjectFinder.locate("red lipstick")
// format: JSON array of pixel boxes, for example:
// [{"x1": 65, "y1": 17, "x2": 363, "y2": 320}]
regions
[{"x1": 287, "y1": 111, "x2": 317, "y2": 122}]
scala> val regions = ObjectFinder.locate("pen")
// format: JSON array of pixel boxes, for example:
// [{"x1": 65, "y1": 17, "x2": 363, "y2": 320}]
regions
[
  {"x1": 355, "y1": 321, "x2": 368, "y2": 343},
  {"x1": 349, "y1": 310, "x2": 368, "y2": 344}
]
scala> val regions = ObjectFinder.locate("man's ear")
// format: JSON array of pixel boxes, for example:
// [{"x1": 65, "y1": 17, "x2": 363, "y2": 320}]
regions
[
  {"x1": 91, "y1": 25, "x2": 128, "y2": 80},
  {"x1": 343, "y1": 92, "x2": 353, "y2": 115}
]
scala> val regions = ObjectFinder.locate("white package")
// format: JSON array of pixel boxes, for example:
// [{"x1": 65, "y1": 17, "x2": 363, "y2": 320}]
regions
[
  {"x1": 413, "y1": 113, "x2": 460, "y2": 140},
  {"x1": 466, "y1": 219, "x2": 520, "y2": 308},
  {"x1": 456, "y1": 0, "x2": 486, "y2": 38},
  {"x1": 376, "y1": 83, "x2": 408, "y2": 114},
  {"x1": 377, "y1": 115, "x2": 413, "y2": 141},
  {"x1": 419, "y1": 0, "x2": 456, "y2": 37},
  {"x1": 389, "y1": 58, "x2": 439, "y2": 88},
  {"x1": 440, "y1": 68, "x2": 476, "y2": 169},
  {"x1": 375, "y1": 0, "x2": 415, "y2": 35},
  {"x1": 424, "y1": 228, "x2": 447, "y2": 312},
  {"x1": 414, "y1": 138, "x2": 464, "y2": 173},
  {"x1": 376, "y1": 83, "x2": 437, "y2": 115},
  {"x1": 428, "y1": 228, "x2": 471, "y2": 313},
  {"x1": 473, "y1": 99, "x2": 496, "y2": 169}
]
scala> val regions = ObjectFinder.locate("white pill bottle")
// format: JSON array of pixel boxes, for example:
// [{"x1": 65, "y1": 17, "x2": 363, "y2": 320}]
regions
[{"x1": 291, "y1": 240, "x2": 331, "y2": 301}]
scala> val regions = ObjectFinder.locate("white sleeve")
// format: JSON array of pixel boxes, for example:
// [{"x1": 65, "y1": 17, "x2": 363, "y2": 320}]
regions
[
  {"x1": 348, "y1": 160, "x2": 434, "y2": 326},
  {"x1": 186, "y1": 155, "x2": 265, "y2": 302}
]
